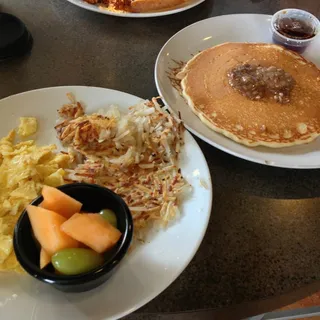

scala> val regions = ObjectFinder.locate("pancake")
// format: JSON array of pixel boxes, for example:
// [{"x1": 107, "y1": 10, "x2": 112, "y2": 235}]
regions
[
  {"x1": 131, "y1": 0, "x2": 185, "y2": 12},
  {"x1": 176, "y1": 42, "x2": 320, "y2": 147}
]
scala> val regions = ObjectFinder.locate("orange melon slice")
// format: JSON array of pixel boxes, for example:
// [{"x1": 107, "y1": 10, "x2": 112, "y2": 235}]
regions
[
  {"x1": 26, "y1": 205, "x2": 79, "y2": 256},
  {"x1": 61, "y1": 213, "x2": 122, "y2": 253},
  {"x1": 40, "y1": 248, "x2": 51, "y2": 269},
  {"x1": 40, "y1": 186, "x2": 82, "y2": 219}
]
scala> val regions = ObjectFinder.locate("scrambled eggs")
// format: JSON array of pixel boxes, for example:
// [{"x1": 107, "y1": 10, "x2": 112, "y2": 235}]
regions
[
  {"x1": 0, "y1": 119, "x2": 71, "y2": 273},
  {"x1": 17, "y1": 117, "x2": 38, "y2": 137}
]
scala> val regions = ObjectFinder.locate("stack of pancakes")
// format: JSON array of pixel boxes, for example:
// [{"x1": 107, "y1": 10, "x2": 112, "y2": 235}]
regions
[{"x1": 176, "y1": 43, "x2": 320, "y2": 147}]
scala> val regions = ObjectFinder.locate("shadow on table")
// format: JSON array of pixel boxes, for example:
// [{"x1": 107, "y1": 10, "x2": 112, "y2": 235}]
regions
[{"x1": 124, "y1": 281, "x2": 320, "y2": 320}]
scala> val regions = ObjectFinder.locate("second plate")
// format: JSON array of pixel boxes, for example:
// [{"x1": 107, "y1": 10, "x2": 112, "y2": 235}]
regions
[{"x1": 155, "y1": 14, "x2": 320, "y2": 169}]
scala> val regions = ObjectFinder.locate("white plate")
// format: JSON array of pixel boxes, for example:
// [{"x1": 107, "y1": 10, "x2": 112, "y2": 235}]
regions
[
  {"x1": 155, "y1": 14, "x2": 320, "y2": 169},
  {"x1": 66, "y1": 0, "x2": 205, "y2": 18},
  {"x1": 0, "y1": 86, "x2": 212, "y2": 320}
]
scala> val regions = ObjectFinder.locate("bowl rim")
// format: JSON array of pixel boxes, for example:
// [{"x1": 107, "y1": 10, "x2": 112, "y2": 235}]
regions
[
  {"x1": 13, "y1": 182, "x2": 133, "y2": 285},
  {"x1": 271, "y1": 8, "x2": 320, "y2": 44}
]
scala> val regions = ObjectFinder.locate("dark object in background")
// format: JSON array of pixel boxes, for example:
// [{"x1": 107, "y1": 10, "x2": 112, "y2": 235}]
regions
[{"x1": 0, "y1": 12, "x2": 33, "y2": 61}]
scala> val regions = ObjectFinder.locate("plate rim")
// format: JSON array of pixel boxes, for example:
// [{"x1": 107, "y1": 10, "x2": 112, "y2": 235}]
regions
[
  {"x1": 0, "y1": 85, "x2": 213, "y2": 320},
  {"x1": 65, "y1": 0, "x2": 205, "y2": 18},
  {"x1": 154, "y1": 13, "x2": 320, "y2": 169}
]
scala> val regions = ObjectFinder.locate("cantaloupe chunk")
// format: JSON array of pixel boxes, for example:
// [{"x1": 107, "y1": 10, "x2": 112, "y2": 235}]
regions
[
  {"x1": 26, "y1": 205, "x2": 79, "y2": 256},
  {"x1": 40, "y1": 248, "x2": 51, "y2": 269},
  {"x1": 61, "y1": 213, "x2": 122, "y2": 253},
  {"x1": 40, "y1": 185, "x2": 82, "y2": 219}
]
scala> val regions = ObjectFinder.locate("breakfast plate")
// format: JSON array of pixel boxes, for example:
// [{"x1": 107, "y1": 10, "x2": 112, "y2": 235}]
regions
[
  {"x1": 66, "y1": 0, "x2": 205, "y2": 18},
  {"x1": 0, "y1": 86, "x2": 212, "y2": 319},
  {"x1": 155, "y1": 14, "x2": 320, "y2": 169}
]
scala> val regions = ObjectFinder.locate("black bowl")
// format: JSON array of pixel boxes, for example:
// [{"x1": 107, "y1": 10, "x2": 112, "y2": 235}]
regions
[
  {"x1": 0, "y1": 13, "x2": 33, "y2": 61},
  {"x1": 13, "y1": 183, "x2": 133, "y2": 293}
]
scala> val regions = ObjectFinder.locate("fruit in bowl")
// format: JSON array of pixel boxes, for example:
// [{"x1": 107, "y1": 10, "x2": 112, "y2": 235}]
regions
[{"x1": 14, "y1": 183, "x2": 133, "y2": 292}]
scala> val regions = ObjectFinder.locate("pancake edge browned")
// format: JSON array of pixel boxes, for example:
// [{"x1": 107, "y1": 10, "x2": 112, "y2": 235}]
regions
[
  {"x1": 178, "y1": 42, "x2": 320, "y2": 148},
  {"x1": 131, "y1": 0, "x2": 186, "y2": 12}
]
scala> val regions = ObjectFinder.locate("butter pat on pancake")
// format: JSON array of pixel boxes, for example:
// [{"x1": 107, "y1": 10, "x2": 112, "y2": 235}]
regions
[{"x1": 177, "y1": 43, "x2": 320, "y2": 147}]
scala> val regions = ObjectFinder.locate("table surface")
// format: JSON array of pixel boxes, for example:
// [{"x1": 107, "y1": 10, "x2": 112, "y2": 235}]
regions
[{"x1": 1, "y1": 0, "x2": 320, "y2": 319}]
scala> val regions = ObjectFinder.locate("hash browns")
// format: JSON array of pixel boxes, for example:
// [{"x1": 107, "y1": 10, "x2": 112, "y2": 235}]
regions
[{"x1": 55, "y1": 95, "x2": 191, "y2": 238}]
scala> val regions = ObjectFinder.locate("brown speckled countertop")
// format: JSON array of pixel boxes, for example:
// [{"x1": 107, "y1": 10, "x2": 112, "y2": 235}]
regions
[{"x1": 1, "y1": 0, "x2": 320, "y2": 319}]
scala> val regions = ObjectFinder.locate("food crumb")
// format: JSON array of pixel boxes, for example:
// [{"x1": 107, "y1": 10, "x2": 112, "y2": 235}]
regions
[{"x1": 199, "y1": 179, "x2": 209, "y2": 189}]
